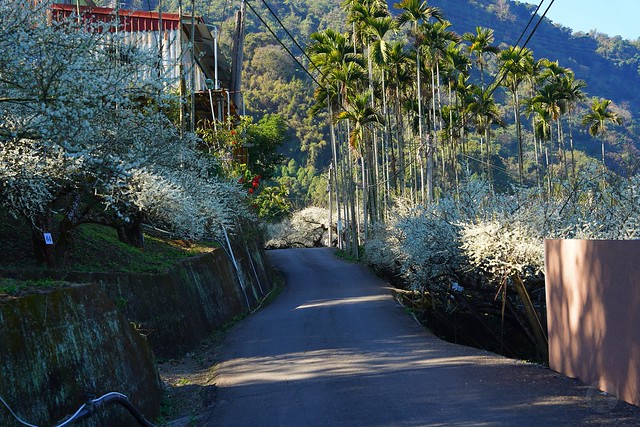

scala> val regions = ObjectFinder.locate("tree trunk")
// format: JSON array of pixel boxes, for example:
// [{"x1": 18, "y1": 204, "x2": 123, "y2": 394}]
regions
[
  {"x1": 395, "y1": 86, "x2": 405, "y2": 195},
  {"x1": 512, "y1": 273, "x2": 548, "y2": 361},
  {"x1": 514, "y1": 91, "x2": 524, "y2": 183},
  {"x1": 31, "y1": 230, "x2": 54, "y2": 267},
  {"x1": 329, "y1": 100, "x2": 342, "y2": 249},
  {"x1": 55, "y1": 216, "x2": 78, "y2": 262},
  {"x1": 116, "y1": 213, "x2": 145, "y2": 248}
]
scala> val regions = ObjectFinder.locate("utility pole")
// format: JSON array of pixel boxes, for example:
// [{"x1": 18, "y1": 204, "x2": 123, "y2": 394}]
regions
[
  {"x1": 190, "y1": 0, "x2": 196, "y2": 132},
  {"x1": 158, "y1": 0, "x2": 163, "y2": 78},
  {"x1": 328, "y1": 165, "x2": 333, "y2": 247},
  {"x1": 115, "y1": 0, "x2": 120, "y2": 33},
  {"x1": 231, "y1": 0, "x2": 246, "y2": 110},
  {"x1": 178, "y1": 0, "x2": 185, "y2": 136},
  {"x1": 213, "y1": 26, "x2": 220, "y2": 90}
]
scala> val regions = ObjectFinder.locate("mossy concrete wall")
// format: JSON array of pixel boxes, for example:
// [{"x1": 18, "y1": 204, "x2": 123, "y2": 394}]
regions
[
  {"x1": 66, "y1": 240, "x2": 272, "y2": 359},
  {"x1": 0, "y1": 239, "x2": 272, "y2": 425},
  {"x1": 0, "y1": 285, "x2": 161, "y2": 426}
]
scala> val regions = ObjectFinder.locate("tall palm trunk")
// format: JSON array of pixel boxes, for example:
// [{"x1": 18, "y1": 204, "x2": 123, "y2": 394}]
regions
[
  {"x1": 426, "y1": 66, "x2": 437, "y2": 203},
  {"x1": 366, "y1": 42, "x2": 380, "y2": 225},
  {"x1": 381, "y1": 70, "x2": 392, "y2": 214},
  {"x1": 485, "y1": 128, "x2": 493, "y2": 192},
  {"x1": 513, "y1": 91, "x2": 524, "y2": 183},
  {"x1": 361, "y1": 155, "x2": 368, "y2": 241},
  {"x1": 328, "y1": 99, "x2": 342, "y2": 249},
  {"x1": 567, "y1": 109, "x2": 577, "y2": 182},
  {"x1": 395, "y1": 86, "x2": 405, "y2": 195}
]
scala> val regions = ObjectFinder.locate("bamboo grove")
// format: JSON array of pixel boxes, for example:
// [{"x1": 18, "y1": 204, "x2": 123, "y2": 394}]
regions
[{"x1": 307, "y1": 0, "x2": 623, "y2": 257}]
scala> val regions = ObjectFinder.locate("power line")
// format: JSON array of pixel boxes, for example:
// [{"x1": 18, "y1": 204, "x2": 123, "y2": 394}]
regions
[
  {"x1": 485, "y1": 0, "x2": 556, "y2": 98},
  {"x1": 255, "y1": 0, "x2": 336, "y2": 91},
  {"x1": 257, "y1": 0, "x2": 317, "y2": 70},
  {"x1": 373, "y1": 0, "x2": 557, "y2": 189},
  {"x1": 243, "y1": 0, "x2": 322, "y2": 87},
  {"x1": 480, "y1": 0, "x2": 544, "y2": 95}
]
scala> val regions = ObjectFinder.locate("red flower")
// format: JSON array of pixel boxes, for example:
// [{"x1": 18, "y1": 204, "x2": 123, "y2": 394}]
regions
[
  {"x1": 248, "y1": 188, "x2": 254, "y2": 194},
  {"x1": 238, "y1": 178, "x2": 244, "y2": 183}
]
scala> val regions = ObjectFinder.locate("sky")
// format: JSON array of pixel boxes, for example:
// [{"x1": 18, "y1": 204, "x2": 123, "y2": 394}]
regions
[{"x1": 515, "y1": 0, "x2": 640, "y2": 40}]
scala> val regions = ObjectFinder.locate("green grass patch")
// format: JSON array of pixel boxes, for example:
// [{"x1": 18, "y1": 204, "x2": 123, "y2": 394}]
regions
[
  {"x1": 0, "y1": 208, "x2": 220, "y2": 297},
  {"x1": 62, "y1": 223, "x2": 216, "y2": 274},
  {"x1": 0, "y1": 213, "x2": 216, "y2": 274},
  {"x1": 0, "y1": 278, "x2": 68, "y2": 298},
  {"x1": 334, "y1": 246, "x2": 364, "y2": 263}
]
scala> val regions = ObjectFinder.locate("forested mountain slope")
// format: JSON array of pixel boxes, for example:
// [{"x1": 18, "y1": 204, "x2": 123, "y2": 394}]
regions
[
  {"x1": 114, "y1": 0, "x2": 640, "y2": 199},
  {"x1": 117, "y1": 0, "x2": 640, "y2": 118},
  {"x1": 429, "y1": 0, "x2": 640, "y2": 111}
]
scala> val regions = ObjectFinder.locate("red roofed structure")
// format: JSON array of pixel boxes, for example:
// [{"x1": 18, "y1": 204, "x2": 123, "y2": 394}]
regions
[{"x1": 49, "y1": 2, "x2": 238, "y2": 125}]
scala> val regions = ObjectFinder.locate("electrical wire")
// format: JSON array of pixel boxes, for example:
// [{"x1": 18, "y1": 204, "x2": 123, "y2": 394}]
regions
[
  {"x1": 243, "y1": 0, "x2": 322, "y2": 87},
  {"x1": 375, "y1": 0, "x2": 557, "y2": 188},
  {"x1": 485, "y1": 0, "x2": 556, "y2": 98},
  {"x1": 257, "y1": 0, "x2": 323, "y2": 77},
  {"x1": 481, "y1": 0, "x2": 545, "y2": 95}
]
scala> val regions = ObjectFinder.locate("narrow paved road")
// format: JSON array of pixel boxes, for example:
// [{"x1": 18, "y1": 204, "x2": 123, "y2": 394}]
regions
[{"x1": 204, "y1": 248, "x2": 640, "y2": 426}]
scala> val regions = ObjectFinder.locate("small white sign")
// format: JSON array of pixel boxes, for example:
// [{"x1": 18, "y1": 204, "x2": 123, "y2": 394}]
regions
[{"x1": 43, "y1": 233, "x2": 54, "y2": 245}]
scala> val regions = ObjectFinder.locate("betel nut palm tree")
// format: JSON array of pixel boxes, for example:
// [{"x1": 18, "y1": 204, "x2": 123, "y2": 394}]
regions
[
  {"x1": 395, "y1": 0, "x2": 443, "y2": 203},
  {"x1": 582, "y1": 98, "x2": 622, "y2": 172}
]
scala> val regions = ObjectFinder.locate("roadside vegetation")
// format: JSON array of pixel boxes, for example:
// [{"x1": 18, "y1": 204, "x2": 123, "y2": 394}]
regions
[
  {"x1": 0, "y1": 1, "x2": 286, "y2": 283},
  {"x1": 252, "y1": 0, "x2": 640, "y2": 362},
  {"x1": 0, "y1": 208, "x2": 217, "y2": 297}
]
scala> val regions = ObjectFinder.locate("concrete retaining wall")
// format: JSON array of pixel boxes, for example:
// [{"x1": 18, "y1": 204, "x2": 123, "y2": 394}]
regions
[
  {"x1": 0, "y1": 285, "x2": 162, "y2": 426},
  {"x1": 0, "y1": 238, "x2": 272, "y2": 425}
]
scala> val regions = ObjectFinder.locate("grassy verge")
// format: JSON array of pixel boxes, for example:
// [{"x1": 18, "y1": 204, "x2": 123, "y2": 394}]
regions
[
  {"x1": 63, "y1": 223, "x2": 217, "y2": 274},
  {"x1": 0, "y1": 209, "x2": 218, "y2": 297},
  {"x1": 334, "y1": 246, "x2": 364, "y2": 263},
  {"x1": 0, "y1": 278, "x2": 69, "y2": 298}
]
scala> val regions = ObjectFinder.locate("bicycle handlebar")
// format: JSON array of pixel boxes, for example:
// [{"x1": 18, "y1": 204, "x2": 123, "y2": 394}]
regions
[{"x1": 1, "y1": 392, "x2": 157, "y2": 427}]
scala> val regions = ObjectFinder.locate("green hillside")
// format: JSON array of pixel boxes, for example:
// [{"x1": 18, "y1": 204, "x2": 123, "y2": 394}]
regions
[
  {"x1": 429, "y1": 0, "x2": 640, "y2": 110},
  {"x1": 116, "y1": 0, "x2": 640, "y2": 200}
]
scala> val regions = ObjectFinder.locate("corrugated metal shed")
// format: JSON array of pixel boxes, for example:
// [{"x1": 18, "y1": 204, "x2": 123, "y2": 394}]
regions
[{"x1": 49, "y1": 3, "x2": 232, "y2": 91}]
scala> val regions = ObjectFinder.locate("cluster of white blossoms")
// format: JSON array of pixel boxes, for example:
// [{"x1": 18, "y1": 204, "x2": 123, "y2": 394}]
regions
[
  {"x1": 0, "y1": 1, "x2": 248, "y2": 242},
  {"x1": 264, "y1": 206, "x2": 332, "y2": 248},
  {"x1": 366, "y1": 171, "x2": 640, "y2": 289}
]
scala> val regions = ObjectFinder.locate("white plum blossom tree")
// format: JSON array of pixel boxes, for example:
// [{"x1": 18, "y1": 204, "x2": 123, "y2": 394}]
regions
[
  {"x1": 265, "y1": 206, "x2": 334, "y2": 248},
  {"x1": 0, "y1": 0, "x2": 249, "y2": 264},
  {"x1": 364, "y1": 172, "x2": 640, "y2": 357}
]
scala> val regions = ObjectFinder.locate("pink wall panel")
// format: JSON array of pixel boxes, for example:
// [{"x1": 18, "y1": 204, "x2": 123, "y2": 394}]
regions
[{"x1": 545, "y1": 239, "x2": 640, "y2": 406}]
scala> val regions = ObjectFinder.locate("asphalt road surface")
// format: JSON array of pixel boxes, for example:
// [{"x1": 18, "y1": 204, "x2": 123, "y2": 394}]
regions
[{"x1": 204, "y1": 248, "x2": 640, "y2": 426}]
